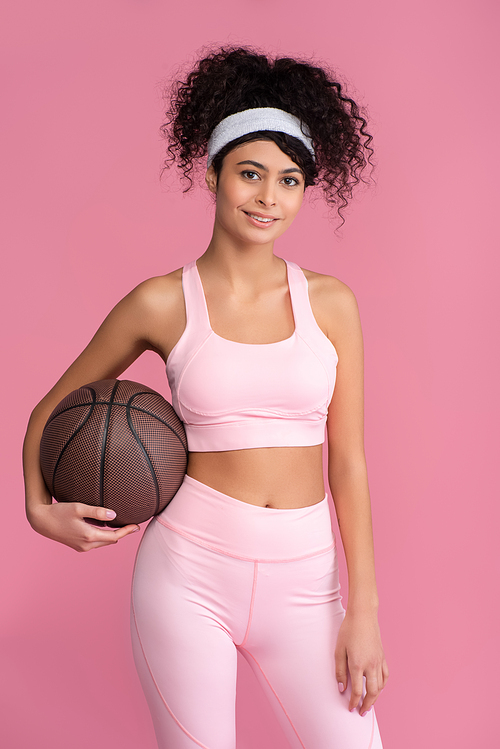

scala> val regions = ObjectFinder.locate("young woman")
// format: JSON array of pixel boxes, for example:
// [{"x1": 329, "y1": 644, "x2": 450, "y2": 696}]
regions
[{"x1": 23, "y1": 47, "x2": 388, "y2": 749}]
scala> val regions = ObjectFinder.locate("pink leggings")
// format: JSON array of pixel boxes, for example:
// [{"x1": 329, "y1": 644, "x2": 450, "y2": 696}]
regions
[{"x1": 131, "y1": 474, "x2": 383, "y2": 749}]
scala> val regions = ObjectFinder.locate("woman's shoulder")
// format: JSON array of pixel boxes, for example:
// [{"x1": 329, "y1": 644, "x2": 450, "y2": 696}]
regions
[
  {"x1": 135, "y1": 266, "x2": 183, "y2": 294},
  {"x1": 127, "y1": 267, "x2": 184, "y2": 315},
  {"x1": 294, "y1": 268, "x2": 359, "y2": 350},
  {"x1": 116, "y1": 267, "x2": 184, "y2": 332},
  {"x1": 299, "y1": 266, "x2": 359, "y2": 317},
  {"x1": 118, "y1": 267, "x2": 186, "y2": 358},
  {"x1": 295, "y1": 265, "x2": 361, "y2": 344}
]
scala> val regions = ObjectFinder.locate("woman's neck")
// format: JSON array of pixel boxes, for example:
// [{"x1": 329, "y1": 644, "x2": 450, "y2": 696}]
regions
[{"x1": 198, "y1": 236, "x2": 284, "y2": 292}]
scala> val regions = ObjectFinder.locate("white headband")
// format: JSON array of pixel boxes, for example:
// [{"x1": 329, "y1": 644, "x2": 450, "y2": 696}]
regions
[{"x1": 206, "y1": 107, "x2": 315, "y2": 166}]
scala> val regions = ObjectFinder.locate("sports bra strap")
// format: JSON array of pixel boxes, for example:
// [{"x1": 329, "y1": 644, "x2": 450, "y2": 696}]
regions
[
  {"x1": 182, "y1": 260, "x2": 211, "y2": 332},
  {"x1": 285, "y1": 260, "x2": 319, "y2": 336}
]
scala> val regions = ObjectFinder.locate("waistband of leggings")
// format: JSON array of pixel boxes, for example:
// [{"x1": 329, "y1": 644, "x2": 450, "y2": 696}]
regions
[{"x1": 156, "y1": 474, "x2": 335, "y2": 562}]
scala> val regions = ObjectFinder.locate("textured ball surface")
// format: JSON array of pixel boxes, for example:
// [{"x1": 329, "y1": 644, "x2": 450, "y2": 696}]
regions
[{"x1": 40, "y1": 379, "x2": 188, "y2": 527}]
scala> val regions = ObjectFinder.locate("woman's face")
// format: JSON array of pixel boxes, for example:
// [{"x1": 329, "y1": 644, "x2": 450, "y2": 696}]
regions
[{"x1": 206, "y1": 139, "x2": 305, "y2": 246}]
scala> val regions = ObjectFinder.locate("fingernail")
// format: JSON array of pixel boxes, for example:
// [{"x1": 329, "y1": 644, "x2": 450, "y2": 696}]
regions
[
  {"x1": 338, "y1": 682, "x2": 345, "y2": 693},
  {"x1": 105, "y1": 510, "x2": 116, "y2": 519},
  {"x1": 361, "y1": 710, "x2": 367, "y2": 717},
  {"x1": 349, "y1": 706, "x2": 355, "y2": 712},
  {"x1": 133, "y1": 526, "x2": 140, "y2": 532}
]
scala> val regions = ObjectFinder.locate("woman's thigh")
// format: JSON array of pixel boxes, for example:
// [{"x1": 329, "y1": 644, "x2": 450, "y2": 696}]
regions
[
  {"x1": 131, "y1": 519, "x2": 252, "y2": 749},
  {"x1": 238, "y1": 548, "x2": 383, "y2": 749}
]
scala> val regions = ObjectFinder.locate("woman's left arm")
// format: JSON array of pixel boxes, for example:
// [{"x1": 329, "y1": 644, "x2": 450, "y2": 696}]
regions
[{"x1": 320, "y1": 277, "x2": 389, "y2": 716}]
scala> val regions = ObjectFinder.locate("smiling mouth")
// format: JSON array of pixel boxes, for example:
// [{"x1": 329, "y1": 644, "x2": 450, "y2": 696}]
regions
[{"x1": 244, "y1": 212, "x2": 278, "y2": 223}]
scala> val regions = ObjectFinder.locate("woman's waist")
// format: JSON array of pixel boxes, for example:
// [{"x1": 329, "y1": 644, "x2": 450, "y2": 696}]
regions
[
  {"x1": 156, "y1": 474, "x2": 335, "y2": 561},
  {"x1": 186, "y1": 445, "x2": 325, "y2": 509}
]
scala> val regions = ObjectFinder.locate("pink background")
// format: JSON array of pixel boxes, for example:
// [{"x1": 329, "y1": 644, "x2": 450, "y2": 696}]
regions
[{"x1": 2, "y1": 1, "x2": 499, "y2": 747}]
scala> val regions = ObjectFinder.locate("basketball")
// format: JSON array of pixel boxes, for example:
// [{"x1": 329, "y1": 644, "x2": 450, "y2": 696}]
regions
[{"x1": 40, "y1": 379, "x2": 188, "y2": 527}]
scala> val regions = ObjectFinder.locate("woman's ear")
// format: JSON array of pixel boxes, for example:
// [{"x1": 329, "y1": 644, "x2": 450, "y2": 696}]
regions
[{"x1": 205, "y1": 165, "x2": 217, "y2": 194}]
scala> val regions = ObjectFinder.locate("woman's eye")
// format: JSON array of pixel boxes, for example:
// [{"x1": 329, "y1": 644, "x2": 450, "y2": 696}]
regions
[
  {"x1": 282, "y1": 177, "x2": 299, "y2": 187},
  {"x1": 242, "y1": 170, "x2": 259, "y2": 180}
]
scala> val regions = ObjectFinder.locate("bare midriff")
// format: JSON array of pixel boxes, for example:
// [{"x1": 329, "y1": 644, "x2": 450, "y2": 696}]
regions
[{"x1": 186, "y1": 445, "x2": 325, "y2": 509}]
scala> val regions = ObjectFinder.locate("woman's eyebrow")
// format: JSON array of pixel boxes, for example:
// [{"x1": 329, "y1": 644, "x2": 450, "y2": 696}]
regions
[{"x1": 236, "y1": 160, "x2": 303, "y2": 175}]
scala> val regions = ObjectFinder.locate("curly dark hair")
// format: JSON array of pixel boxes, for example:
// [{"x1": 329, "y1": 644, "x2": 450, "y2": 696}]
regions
[{"x1": 160, "y1": 46, "x2": 374, "y2": 224}]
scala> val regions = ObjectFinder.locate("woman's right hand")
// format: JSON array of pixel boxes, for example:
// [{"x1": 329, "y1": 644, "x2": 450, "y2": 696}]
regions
[{"x1": 28, "y1": 499, "x2": 140, "y2": 553}]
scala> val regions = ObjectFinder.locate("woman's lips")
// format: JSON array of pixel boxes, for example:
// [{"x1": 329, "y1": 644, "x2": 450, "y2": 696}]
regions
[{"x1": 243, "y1": 211, "x2": 279, "y2": 227}]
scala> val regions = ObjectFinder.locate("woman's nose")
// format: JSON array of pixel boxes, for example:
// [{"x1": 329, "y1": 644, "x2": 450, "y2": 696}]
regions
[{"x1": 256, "y1": 188, "x2": 276, "y2": 207}]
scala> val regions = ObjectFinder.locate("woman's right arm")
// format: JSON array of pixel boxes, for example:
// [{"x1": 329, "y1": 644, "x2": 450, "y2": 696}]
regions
[{"x1": 23, "y1": 274, "x2": 181, "y2": 552}]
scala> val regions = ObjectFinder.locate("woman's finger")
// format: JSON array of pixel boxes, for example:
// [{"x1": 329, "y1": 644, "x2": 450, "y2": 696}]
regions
[
  {"x1": 334, "y1": 645, "x2": 348, "y2": 694},
  {"x1": 359, "y1": 671, "x2": 381, "y2": 716},
  {"x1": 111, "y1": 524, "x2": 142, "y2": 539},
  {"x1": 74, "y1": 502, "x2": 119, "y2": 524},
  {"x1": 382, "y1": 658, "x2": 390, "y2": 687},
  {"x1": 348, "y1": 666, "x2": 364, "y2": 712}
]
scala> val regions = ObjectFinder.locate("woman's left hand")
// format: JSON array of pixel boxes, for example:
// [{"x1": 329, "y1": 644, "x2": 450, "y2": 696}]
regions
[{"x1": 335, "y1": 609, "x2": 389, "y2": 715}]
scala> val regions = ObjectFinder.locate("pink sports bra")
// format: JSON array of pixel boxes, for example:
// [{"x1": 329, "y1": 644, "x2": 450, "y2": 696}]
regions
[{"x1": 166, "y1": 259, "x2": 338, "y2": 452}]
